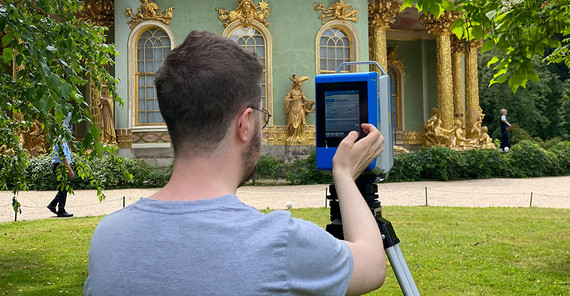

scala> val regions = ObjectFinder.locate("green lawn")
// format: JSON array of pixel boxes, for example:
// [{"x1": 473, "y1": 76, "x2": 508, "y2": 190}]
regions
[{"x1": 1, "y1": 207, "x2": 569, "y2": 295}]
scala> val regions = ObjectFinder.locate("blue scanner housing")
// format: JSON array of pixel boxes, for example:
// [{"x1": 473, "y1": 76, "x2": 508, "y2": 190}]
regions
[{"x1": 315, "y1": 70, "x2": 393, "y2": 175}]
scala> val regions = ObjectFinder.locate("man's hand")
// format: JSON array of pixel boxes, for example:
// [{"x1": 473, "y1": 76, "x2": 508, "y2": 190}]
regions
[
  {"x1": 331, "y1": 124, "x2": 387, "y2": 295},
  {"x1": 332, "y1": 124, "x2": 385, "y2": 180}
]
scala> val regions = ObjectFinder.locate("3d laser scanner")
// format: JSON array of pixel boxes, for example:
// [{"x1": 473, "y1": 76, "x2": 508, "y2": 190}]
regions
[{"x1": 315, "y1": 61, "x2": 393, "y2": 176}]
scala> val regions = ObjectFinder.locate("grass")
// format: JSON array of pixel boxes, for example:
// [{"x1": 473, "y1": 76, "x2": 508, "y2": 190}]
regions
[{"x1": 1, "y1": 207, "x2": 569, "y2": 295}]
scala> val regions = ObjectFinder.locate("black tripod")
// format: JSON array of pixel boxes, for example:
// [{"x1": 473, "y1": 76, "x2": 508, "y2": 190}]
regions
[{"x1": 326, "y1": 175, "x2": 420, "y2": 296}]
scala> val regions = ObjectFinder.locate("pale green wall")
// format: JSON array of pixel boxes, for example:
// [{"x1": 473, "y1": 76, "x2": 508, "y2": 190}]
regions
[
  {"x1": 114, "y1": 0, "x2": 368, "y2": 128},
  {"x1": 387, "y1": 39, "x2": 438, "y2": 131}
]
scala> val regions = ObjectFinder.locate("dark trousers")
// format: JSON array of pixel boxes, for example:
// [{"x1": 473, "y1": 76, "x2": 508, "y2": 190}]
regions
[{"x1": 48, "y1": 163, "x2": 68, "y2": 213}]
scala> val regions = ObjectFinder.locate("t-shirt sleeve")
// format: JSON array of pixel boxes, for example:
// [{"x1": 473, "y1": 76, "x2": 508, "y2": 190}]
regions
[{"x1": 285, "y1": 217, "x2": 353, "y2": 295}]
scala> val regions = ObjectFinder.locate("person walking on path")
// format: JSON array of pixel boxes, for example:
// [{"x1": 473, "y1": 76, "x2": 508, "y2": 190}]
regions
[
  {"x1": 85, "y1": 30, "x2": 386, "y2": 295},
  {"x1": 500, "y1": 108, "x2": 512, "y2": 152},
  {"x1": 47, "y1": 121, "x2": 75, "y2": 218}
]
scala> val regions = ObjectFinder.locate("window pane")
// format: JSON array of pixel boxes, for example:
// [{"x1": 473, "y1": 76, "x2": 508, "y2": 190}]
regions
[{"x1": 146, "y1": 88, "x2": 154, "y2": 100}]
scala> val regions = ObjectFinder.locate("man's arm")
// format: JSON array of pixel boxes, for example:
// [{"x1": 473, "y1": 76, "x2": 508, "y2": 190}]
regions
[
  {"x1": 63, "y1": 142, "x2": 75, "y2": 179},
  {"x1": 332, "y1": 124, "x2": 386, "y2": 296}
]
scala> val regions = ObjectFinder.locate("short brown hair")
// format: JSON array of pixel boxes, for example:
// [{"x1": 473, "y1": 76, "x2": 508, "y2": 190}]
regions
[{"x1": 155, "y1": 30, "x2": 263, "y2": 156}]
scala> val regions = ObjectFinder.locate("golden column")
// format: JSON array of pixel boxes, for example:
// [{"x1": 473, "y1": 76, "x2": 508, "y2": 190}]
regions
[
  {"x1": 420, "y1": 12, "x2": 458, "y2": 130},
  {"x1": 465, "y1": 40, "x2": 482, "y2": 138},
  {"x1": 451, "y1": 35, "x2": 465, "y2": 119},
  {"x1": 368, "y1": 0, "x2": 401, "y2": 71}
]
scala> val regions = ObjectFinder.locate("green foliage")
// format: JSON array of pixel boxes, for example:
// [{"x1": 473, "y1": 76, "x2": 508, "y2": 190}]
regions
[
  {"x1": 463, "y1": 148, "x2": 510, "y2": 179},
  {"x1": 285, "y1": 150, "x2": 333, "y2": 185},
  {"x1": 403, "y1": 0, "x2": 570, "y2": 93},
  {"x1": 506, "y1": 140, "x2": 553, "y2": 178},
  {"x1": 255, "y1": 154, "x2": 284, "y2": 180},
  {"x1": 21, "y1": 154, "x2": 168, "y2": 191},
  {"x1": 388, "y1": 152, "x2": 423, "y2": 182},
  {"x1": 389, "y1": 141, "x2": 569, "y2": 182},
  {"x1": 417, "y1": 146, "x2": 465, "y2": 181},
  {"x1": 479, "y1": 53, "x2": 570, "y2": 142},
  {"x1": 0, "y1": 0, "x2": 126, "y2": 208},
  {"x1": 547, "y1": 141, "x2": 570, "y2": 176}
]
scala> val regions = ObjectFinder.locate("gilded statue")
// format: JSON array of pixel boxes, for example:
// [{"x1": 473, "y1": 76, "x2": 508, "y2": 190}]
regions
[
  {"x1": 423, "y1": 108, "x2": 452, "y2": 147},
  {"x1": 470, "y1": 107, "x2": 485, "y2": 139},
  {"x1": 99, "y1": 85, "x2": 117, "y2": 144},
  {"x1": 314, "y1": 0, "x2": 359, "y2": 23},
  {"x1": 125, "y1": 0, "x2": 174, "y2": 29},
  {"x1": 21, "y1": 118, "x2": 48, "y2": 157},
  {"x1": 449, "y1": 113, "x2": 467, "y2": 149},
  {"x1": 284, "y1": 74, "x2": 315, "y2": 142},
  {"x1": 216, "y1": 0, "x2": 271, "y2": 28},
  {"x1": 478, "y1": 126, "x2": 496, "y2": 149}
]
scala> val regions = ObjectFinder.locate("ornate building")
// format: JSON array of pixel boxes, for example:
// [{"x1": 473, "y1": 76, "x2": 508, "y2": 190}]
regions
[{"x1": 77, "y1": 0, "x2": 488, "y2": 167}]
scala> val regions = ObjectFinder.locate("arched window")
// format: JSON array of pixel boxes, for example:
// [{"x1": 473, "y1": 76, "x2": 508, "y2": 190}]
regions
[
  {"x1": 319, "y1": 28, "x2": 350, "y2": 73},
  {"x1": 228, "y1": 26, "x2": 268, "y2": 109},
  {"x1": 128, "y1": 21, "x2": 175, "y2": 129},
  {"x1": 135, "y1": 28, "x2": 170, "y2": 125},
  {"x1": 316, "y1": 21, "x2": 358, "y2": 74},
  {"x1": 222, "y1": 22, "x2": 272, "y2": 125},
  {"x1": 388, "y1": 66, "x2": 402, "y2": 131}
]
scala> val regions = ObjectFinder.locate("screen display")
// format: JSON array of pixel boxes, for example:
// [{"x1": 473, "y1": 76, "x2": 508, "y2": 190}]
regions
[
  {"x1": 315, "y1": 80, "x2": 368, "y2": 148},
  {"x1": 324, "y1": 90, "x2": 360, "y2": 139}
]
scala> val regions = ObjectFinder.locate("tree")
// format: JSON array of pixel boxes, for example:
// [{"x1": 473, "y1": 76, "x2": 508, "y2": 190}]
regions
[
  {"x1": 402, "y1": 0, "x2": 570, "y2": 93},
  {"x1": 479, "y1": 52, "x2": 570, "y2": 141},
  {"x1": 0, "y1": 0, "x2": 130, "y2": 209}
]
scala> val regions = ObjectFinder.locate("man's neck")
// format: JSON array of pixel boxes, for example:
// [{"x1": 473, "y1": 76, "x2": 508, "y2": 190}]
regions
[{"x1": 148, "y1": 155, "x2": 239, "y2": 201}]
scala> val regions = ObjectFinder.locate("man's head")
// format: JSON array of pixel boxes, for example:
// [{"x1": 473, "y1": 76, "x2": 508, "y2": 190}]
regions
[{"x1": 155, "y1": 30, "x2": 264, "y2": 158}]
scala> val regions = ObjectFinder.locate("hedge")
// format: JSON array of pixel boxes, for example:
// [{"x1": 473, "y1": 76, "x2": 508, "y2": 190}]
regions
[{"x1": 5, "y1": 140, "x2": 570, "y2": 190}]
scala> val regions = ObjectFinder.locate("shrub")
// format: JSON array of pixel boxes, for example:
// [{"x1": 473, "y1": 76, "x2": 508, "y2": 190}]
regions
[
  {"x1": 547, "y1": 141, "x2": 570, "y2": 176},
  {"x1": 285, "y1": 150, "x2": 332, "y2": 185},
  {"x1": 506, "y1": 140, "x2": 552, "y2": 177},
  {"x1": 463, "y1": 149, "x2": 510, "y2": 179},
  {"x1": 388, "y1": 152, "x2": 422, "y2": 182},
  {"x1": 417, "y1": 146, "x2": 466, "y2": 181},
  {"x1": 255, "y1": 154, "x2": 284, "y2": 180}
]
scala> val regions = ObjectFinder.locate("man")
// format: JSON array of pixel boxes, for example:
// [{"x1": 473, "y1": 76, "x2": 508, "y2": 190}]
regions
[
  {"x1": 47, "y1": 118, "x2": 75, "y2": 218},
  {"x1": 85, "y1": 30, "x2": 386, "y2": 295}
]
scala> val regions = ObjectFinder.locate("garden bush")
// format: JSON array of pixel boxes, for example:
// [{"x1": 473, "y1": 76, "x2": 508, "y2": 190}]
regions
[
  {"x1": 506, "y1": 140, "x2": 552, "y2": 177},
  {"x1": 388, "y1": 152, "x2": 422, "y2": 182},
  {"x1": 416, "y1": 146, "x2": 466, "y2": 181},
  {"x1": 254, "y1": 154, "x2": 284, "y2": 180},
  {"x1": 463, "y1": 148, "x2": 510, "y2": 179},
  {"x1": 285, "y1": 150, "x2": 332, "y2": 185},
  {"x1": 548, "y1": 141, "x2": 570, "y2": 176},
  {"x1": 6, "y1": 140, "x2": 570, "y2": 191}
]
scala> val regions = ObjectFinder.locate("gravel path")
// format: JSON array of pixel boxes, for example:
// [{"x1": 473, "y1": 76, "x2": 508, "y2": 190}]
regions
[{"x1": 2, "y1": 176, "x2": 569, "y2": 223}]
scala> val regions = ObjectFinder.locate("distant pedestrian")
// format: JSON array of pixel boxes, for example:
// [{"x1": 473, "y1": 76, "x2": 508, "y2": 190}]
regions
[
  {"x1": 500, "y1": 109, "x2": 512, "y2": 152},
  {"x1": 47, "y1": 115, "x2": 75, "y2": 217}
]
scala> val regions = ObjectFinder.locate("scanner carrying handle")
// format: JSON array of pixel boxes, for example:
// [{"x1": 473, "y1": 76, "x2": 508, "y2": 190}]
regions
[{"x1": 335, "y1": 61, "x2": 387, "y2": 75}]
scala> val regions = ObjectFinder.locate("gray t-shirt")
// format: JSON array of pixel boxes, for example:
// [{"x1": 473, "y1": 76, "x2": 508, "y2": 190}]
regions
[{"x1": 84, "y1": 195, "x2": 353, "y2": 295}]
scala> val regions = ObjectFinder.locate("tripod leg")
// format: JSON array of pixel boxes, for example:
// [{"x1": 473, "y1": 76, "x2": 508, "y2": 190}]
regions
[{"x1": 386, "y1": 245, "x2": 420, "y2": 296}]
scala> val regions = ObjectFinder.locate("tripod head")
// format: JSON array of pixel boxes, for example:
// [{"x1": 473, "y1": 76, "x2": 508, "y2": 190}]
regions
[{"x1": 325, "y1": 174, "x2": 400, "y2": 249}]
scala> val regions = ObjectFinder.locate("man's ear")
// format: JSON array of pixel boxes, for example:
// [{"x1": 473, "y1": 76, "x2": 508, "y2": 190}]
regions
[{"x1": 236, "y1": 108, "x2": 253, "y2": 143}]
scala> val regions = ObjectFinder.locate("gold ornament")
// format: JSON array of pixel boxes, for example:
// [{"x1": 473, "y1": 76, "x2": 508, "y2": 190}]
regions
[
  {"x1": 216, "y1": 0, "x2": 271, "y2": 28},
  {"x1": 125, "y1": 0, "x2": 174, "y2": 30},
  {"x1": 314, "y1": 0, "x2": 359, "y2": 24},
  {"x1": 78, "y1": 0, "x2": 115, "y2": 27}
]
